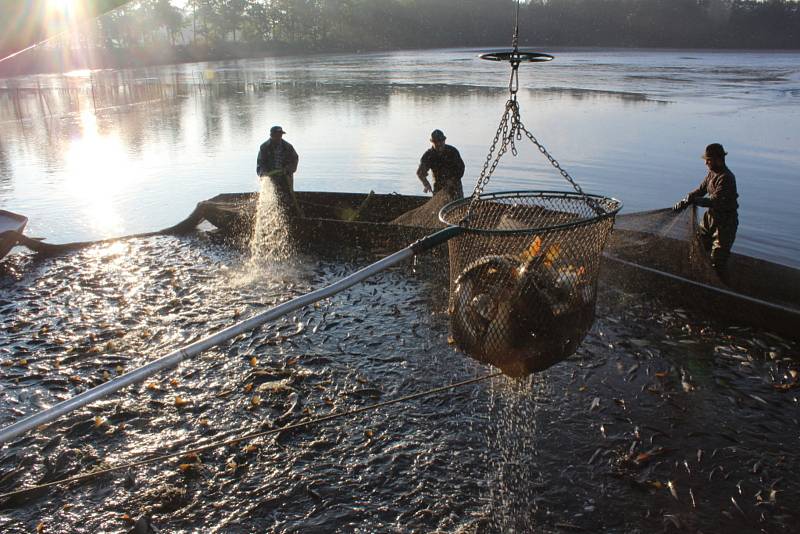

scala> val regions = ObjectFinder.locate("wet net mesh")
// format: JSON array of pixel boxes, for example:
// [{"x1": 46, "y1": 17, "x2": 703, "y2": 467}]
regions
[
  {"x1": 390, "y1": 189, "x2": 455, "y2": 229},
  {"x1": 439, "y1": 192, "x2": 621, "y2": 377},
  {"x1": 608, "y1": 207, "x2": 721, "y2": 286}
]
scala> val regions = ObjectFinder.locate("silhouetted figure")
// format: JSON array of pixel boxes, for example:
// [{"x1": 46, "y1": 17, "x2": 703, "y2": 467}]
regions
[
  {"x1": 416, "y1": 129, "x2": 465, "y2": 199},
  {"x1": 257, "y1": 125, "x2": 300, "y2": 216},
  {"x1": 674, "y1": 143, "x2": 739, "y2": 282}
]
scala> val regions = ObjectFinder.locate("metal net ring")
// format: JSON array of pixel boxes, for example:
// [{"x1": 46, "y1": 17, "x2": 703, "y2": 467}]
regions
[
  {"x1": 439, "y1": 191, "x2": 622, "y2": 377},
  {"x1": 479, "y1": 51, "x2": 554, "y2": 63}
]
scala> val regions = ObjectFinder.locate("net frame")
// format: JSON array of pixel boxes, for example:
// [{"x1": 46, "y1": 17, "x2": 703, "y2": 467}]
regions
[{"x1": 439, "y1": 190, "x2": 622, "y2": 376}]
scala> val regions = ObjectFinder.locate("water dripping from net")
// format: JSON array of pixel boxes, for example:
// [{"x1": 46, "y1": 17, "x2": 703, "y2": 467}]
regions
[
  {"x1": 235, "y1": 177, "x2": 301, "y2": 287},
  {"x1": 484, "y1": 376, "x2": 543, "y2": 532}
]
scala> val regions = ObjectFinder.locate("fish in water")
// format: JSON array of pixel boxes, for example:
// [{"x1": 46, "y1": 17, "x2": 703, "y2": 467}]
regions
[{"x1": 449, "y1": 246, "x2": 596, "y2": 376}]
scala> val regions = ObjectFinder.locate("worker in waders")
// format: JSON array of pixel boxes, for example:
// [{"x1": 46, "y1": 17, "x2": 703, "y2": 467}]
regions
[
  {"x1": 674, "y1": 143, "x2": 739, "y2": 282},
  {"x1": 257, "y1": 125, "x2": 300, "y2": 215},
  {"x1": 416, "y1": 129, "x2": 466, "y2": 199}
]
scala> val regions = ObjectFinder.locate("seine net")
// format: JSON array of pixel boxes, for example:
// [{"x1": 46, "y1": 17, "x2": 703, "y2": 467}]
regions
[
  {"x1": 390, "y1": 189, "x2": 455, "y2": 229},
  {"x1": 608, "y1": 206, "x2": 721, "y2": 286},
  {"x1": 439, "y1": 192, "x2": 621, "y2": 377}
]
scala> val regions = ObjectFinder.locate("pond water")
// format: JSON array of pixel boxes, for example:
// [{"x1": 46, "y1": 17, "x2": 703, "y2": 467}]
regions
[
  {"x1": 0, "y1": 48, "x2": 798, "y2": 267},
  {"x1": 1, "y1": 48, "x2": 799, "y2": 533},
  {"x1": 0, "y1": 239, "x2": 798, "y2": 533}
]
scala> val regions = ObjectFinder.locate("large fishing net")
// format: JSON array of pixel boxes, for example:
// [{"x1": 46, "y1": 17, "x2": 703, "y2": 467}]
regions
[
  {"x1": 440, "y1": 192, "x2": 620, "y2": 377},
  {"x1": 608, "y1": 206, "x2": 721, "y2": 286},
  {"x1": 389, "y1": 46, "x2": 626, "y2": 377},
  {"x1": 390, "y1": 189, "x2": 454, "y2": 229}
]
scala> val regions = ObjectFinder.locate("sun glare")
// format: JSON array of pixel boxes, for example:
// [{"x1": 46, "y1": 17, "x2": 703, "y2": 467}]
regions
[
  {"x1": 48, "y1": 0, "x2": 74, "y2": 13},
  {"x1": 47, "y1": 0, "x2": 82, "y2": 21},
  {"x1": 61, "y1": 110, "x2": 133, "y2": 237}
]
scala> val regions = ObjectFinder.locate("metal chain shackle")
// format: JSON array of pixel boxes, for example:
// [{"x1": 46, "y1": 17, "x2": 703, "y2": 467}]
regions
[{"x1": 466, "y1": 99, "x2": 516, "y2": 213}]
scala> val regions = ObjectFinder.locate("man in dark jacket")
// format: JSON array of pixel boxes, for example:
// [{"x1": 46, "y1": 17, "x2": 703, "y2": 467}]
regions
[
  {"x1": 674, "y1": 143, "x2": 739, "y2": 281},
  {"x1": 416, "y1": 129, "x2": 466, "y2": 199},
  {"x1": 257, "y1": 125, "x2": 299, "y2": 190}
]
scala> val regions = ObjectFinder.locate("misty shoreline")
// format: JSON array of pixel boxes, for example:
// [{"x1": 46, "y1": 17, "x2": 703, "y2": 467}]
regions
[{"x1": 3, "y1": 42, "x2": 800, "y2": 80}]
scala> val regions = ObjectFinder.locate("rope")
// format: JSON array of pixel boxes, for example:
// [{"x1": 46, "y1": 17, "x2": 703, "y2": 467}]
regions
[
  {"x1": 1, "y1": 205, "x2": 204, "y2": 257},
  {"x1": 0, "y1": 372, "x2": 502, "y2": 501}
]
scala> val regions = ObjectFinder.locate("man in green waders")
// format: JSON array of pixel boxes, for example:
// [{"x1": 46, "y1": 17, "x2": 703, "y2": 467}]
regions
[{"x1": 674, "y1": 143, "x2": 739, "y2": 282}]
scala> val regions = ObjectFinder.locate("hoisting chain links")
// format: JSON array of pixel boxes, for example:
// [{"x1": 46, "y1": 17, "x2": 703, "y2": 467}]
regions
[
  {"x1": 464, "y1": 0, "x2": 604, "y2": 220},
  {"x1": 467, "y1": 93, "x2": 604, "y2": 217},
  {"x1": 465, "y1": 100, "x2": 515, "y2": 218}
]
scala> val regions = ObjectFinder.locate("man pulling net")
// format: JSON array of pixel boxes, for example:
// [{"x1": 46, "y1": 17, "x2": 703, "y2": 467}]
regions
[{"x1": 673, "y1": 143, "x2": 739, "y2": 282}]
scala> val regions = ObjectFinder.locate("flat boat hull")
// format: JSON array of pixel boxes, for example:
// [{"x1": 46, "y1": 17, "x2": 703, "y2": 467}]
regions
[
  {"x1": 0, "y1": 209, "x2": 28, "y2": 260},
  {"x1": 196, "y1": 191, "x2": 800, "y2": 339}
]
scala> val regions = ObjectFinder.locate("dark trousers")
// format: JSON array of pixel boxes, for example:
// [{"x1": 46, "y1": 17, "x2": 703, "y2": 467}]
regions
[{"x1": 698, "y1": 210, "x2": 738, "y2": 280}]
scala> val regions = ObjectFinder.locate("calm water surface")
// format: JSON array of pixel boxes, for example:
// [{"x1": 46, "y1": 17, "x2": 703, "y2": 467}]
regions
[{"x1": 0, "y1": 48, "x2": 798, "y2": 266}]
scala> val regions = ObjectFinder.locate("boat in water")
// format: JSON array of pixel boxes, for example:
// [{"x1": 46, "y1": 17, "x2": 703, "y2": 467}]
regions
[
  {"x1": 3, "y1": 191, "x2": 797, "y2": 338},
  {"x1": 0, "y1": 209, "x2": 27, "y2": 261},
  {"x1": 196, "y1": 191, "x2": 800, "y2": 339}
]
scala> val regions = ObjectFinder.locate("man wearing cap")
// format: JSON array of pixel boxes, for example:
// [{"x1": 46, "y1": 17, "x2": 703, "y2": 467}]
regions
[
  {"x1": 416, "y1": 129, "x2": 466, "y2": 199},
  {"x1": 674, "y1": 143, "x2": 739, "y2": 281},
  {"x1": 257, "y1": 126, "x2": 299, "y2": 190}
]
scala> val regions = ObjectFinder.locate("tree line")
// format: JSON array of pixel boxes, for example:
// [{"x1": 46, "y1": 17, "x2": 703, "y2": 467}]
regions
[
  {"x1": 1, "y1": 0, "x2": 798, "y2": 75},
  {"x1": 95, "y1": 0, "x2": 800, "y2": 49}
]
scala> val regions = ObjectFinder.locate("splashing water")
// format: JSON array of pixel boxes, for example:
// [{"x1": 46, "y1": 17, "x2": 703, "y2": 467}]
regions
[
  {"x1": 244, "y1": 177, "x2": 297, "y2": 279},
  {"x1": 484, "y1": 376, "x2": 542, "y2": 531}
]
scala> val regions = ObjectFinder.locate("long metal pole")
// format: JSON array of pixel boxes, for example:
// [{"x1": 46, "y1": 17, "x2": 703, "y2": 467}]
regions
[{"x1": 0, "y1": 227, "x2": 463, "y2": 445}]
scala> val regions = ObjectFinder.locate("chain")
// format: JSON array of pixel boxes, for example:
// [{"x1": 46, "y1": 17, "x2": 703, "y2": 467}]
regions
[
  {"x1": 467, "y1": 96, "x2": 604, "y2": 217},
  {"x1": 465, "y1": 0, "x2": 603, "y2": 217},
  {"x1": 466, "y1": 100, "x2": 514, "y2": 216}
]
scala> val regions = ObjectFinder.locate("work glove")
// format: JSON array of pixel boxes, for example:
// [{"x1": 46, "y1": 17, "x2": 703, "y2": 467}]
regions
[
  {"x1": 694, "y1": 197, "x2": 712, "y2": 208},
  {"x1": 673, "y1": 198, "x2": 690, "y2": 211}
]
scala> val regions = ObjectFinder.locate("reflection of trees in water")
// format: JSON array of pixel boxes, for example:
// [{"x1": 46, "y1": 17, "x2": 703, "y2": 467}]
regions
[
  {"x1": 0, "y1": 138, "x2": 12, "y2": 187},
  {"x1": 528, "y1": 87, "x2": 667, "y2": 105},
  {"x1": 0, "y1": 69, "x2": 668, "y2": 197}
]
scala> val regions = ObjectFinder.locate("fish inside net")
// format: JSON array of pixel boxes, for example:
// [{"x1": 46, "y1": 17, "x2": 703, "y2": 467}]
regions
[{"x1": 390, "y1": 196, "x2": 725, "y2": 376}]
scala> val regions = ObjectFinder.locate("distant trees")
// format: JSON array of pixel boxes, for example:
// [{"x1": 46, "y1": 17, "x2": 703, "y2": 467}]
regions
[
  {"x1": 1, "y1": 0, "x2": 798, "y2": 68},
  {"x1": 85, "y1": 0, "x2": 797, "y2": 50}
]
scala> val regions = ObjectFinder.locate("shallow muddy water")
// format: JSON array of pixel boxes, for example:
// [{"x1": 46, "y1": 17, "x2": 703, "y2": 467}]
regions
[{"x1": 0, "y1": 233, "x2": 798, "y2": 533}]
